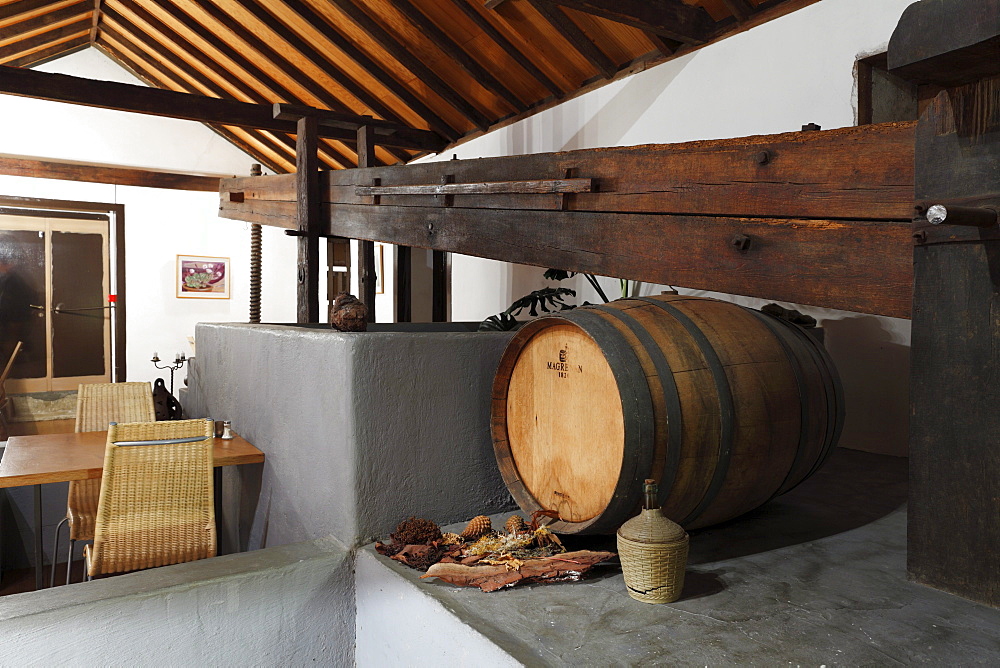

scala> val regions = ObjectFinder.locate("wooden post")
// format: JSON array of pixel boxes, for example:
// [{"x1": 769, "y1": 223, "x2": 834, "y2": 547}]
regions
[
  {"x1": 890, "y1": 0, "x2": 1000, "y2": 608},
  {"x1": 357, "y1": 125, "x2": 378, "y2": 322},
  {"x1": 296, "y1": 115, "x2": 320, "y2": 323}
]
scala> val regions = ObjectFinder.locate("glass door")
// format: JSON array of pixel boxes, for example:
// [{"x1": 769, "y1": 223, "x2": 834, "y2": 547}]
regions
[{"x1": 0, "y1": 213, "x2": 111, "y2": 393}]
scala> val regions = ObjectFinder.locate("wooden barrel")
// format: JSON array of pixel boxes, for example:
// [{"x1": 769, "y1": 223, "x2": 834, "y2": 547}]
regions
[{"x1": 491, "y1": 295, "x2": 844, "y2": 533}]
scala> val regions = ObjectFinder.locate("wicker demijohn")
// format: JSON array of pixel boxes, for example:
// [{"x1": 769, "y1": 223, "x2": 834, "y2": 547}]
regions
[{"x1": 617, "y1": 479, "x2": 689, "y2": 604}]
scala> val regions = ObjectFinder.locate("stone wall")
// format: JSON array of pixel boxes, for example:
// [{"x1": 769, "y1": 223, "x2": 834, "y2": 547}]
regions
[{"x1": 184, "y1": 322, "x2": 516, "y2": 549}]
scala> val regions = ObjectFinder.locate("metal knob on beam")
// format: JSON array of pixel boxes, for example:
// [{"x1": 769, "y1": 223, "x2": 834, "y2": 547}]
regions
[{"x1": 924, "y1": 204, "x2": 999, "y2": 228}]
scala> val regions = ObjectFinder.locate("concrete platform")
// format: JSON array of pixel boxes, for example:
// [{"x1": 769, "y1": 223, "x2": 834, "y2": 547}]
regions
[
  {"x1": 357, "y1": 449, "x2": 1000, "y2": 665},
  {"x1": 0, "y1": 536, "x2": 354, "y2": 664}
]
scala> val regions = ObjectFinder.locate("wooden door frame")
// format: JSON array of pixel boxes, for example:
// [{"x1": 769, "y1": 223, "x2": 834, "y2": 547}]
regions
[{"x1": 0, "y1": 195, "x2": 126, "y2": 382}]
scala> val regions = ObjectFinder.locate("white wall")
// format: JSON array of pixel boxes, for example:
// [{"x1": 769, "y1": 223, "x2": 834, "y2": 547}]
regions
[
  {"x1": 423, "y1": 0, "x2": 916, "y2": 455},
  {"x1": 0, "y1": 48, "x2": 300, "y2": 387}
]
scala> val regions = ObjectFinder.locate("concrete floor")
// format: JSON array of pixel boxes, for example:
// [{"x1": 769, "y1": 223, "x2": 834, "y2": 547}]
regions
[{"x1": 363, "y1": 449, "x2": 1000, "y2": 664}]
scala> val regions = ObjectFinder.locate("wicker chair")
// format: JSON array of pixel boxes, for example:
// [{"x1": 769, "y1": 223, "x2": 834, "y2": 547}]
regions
[
  {"x1": 84, "y1": 419, "x2": 217, "y2": 579},
  {"x1": 51, "y1": 382, "x2": 155, "y2": 586}
]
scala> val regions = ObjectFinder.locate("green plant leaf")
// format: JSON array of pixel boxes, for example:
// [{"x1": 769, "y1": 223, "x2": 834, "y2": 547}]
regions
[
  {"x1": 543, "y1": 268, "x2": 575, "y2": 282},
  {"x1": 506, "y1": 287, "x2": 577, "y2": 317},
  {"x1": 478, "y1": 313, "x2": 520, "y2": 331}
]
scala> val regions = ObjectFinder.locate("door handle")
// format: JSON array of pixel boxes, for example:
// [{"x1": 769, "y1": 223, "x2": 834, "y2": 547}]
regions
[{"x1": 51, "y1": 304, "x2": 113, "y2": 314}]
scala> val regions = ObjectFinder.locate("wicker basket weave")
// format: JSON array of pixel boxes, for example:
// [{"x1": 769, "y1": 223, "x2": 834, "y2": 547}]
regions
[
  {"x1": 617, "y1": 480, "x2": 689, "y2": 604},
  {"x1": 69, "y1": 382, "x2": 156, "y2": 541}
]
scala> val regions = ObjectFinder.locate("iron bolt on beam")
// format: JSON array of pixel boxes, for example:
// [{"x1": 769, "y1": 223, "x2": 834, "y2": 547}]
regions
[
  {"x1": 924, "y1": 204, "x2": 999, "y2": 228},
  {"x1": 731, "y1": 234, "x2": 752, "y2": 252}
]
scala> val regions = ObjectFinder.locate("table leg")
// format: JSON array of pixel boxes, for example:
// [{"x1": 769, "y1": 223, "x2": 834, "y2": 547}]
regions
[
  {"x1": 213, "y1": 467, "x2": 225, "y2": 554},
  {"x1": 34, "y1": 484, "x2": 42, "y2": 590},
  {"x1": 0, "y1": 488, "x2": 6, "y2": 582}
]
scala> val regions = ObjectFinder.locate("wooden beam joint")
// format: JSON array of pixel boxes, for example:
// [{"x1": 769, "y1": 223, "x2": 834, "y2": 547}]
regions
[{"x1": 274, "y1": 103, "x2": 446, "y2": 153}]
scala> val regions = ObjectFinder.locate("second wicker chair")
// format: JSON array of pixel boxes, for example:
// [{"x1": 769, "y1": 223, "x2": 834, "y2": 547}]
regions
[
  {"x1": 84, "y1": 419, "x2": 217, "y2": 579},
  {"x1": 51, "y1": 382, "x2": 155, "y2": 586}
]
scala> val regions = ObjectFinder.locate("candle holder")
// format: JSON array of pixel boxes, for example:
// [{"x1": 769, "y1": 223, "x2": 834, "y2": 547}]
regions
[{"x1": 151, "y1": 351, "x2": 187, "y2": 396}]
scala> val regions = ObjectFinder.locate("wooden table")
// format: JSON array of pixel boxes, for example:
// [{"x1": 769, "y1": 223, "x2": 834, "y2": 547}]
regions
[{"x1": 0, "y1": 431, "x2": 264, "y2": 590}]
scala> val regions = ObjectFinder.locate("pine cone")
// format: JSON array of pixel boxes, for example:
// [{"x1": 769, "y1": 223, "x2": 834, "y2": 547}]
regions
[
  {"x1": 330, "y1": 292, "x2": 368, "y2": 332},
  {"x1": 504, "y1": 515, "x2": 529, "y2": 535},
  {"x1": 459, "y1": 515, "x2": 492, "y2": 540}
]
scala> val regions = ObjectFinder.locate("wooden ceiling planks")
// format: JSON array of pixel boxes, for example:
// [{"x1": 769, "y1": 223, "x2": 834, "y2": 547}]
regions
[
  {"x1": 95, "y1": 30, "x2": 297, "y2": 172},
  {"x1": 0, "y1": 0, "x2": 84, "y2": 28},
  {"x1": 0, "y1": 20, "x2": 90, "y2": 64},
  {"x1": 0, "y1": 0, "x2": 811, "y2": 170},
  {"x1": 99, "y1": 3, "x2": 306, "y2": 171},
  {"x1": 0, "y1": 1, "x2": 91, "y2": 45},
  {"x1": 111, "y1": 0, "x2": 361, "y2": 169}
]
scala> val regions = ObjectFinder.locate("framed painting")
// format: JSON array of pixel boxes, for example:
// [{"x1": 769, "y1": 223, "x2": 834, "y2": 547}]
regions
[{"x1": 177, "y1": 255, "x2": 230, "y2": 299}]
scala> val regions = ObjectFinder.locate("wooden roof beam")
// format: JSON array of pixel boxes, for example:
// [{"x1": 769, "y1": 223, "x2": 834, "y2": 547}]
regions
[
  {"x1": 174, "y1": 0, "x2": 386, "y2": 167},
  {"x1": 0, "y1": 34, "x2": 87, "y2": 68},
  {"x1": 391, "y1": 0, "x2": 524, "y2": 111},
  {"x1": 451, "y1": 0, "x2": 563, "y2": 98},
  {"x1": 329, "y1": 0, "x2": 493, "y2": 131},
  {"x1": 721, "y1": 0, "x2": 755, "y2": 23},
  {"x1": 94, "y1": 31, "x2": 293, "y2": 173},
  {"x1": 108, "y1": 1, "x2": 346, "y2": 169},
  {"x1": 0, "y1": 64, "x2": 439, "y2": 152},
  {"x1": 0, "y1": 18, "x2": 90, "y2": 63},
  {"x1": 282, "y1": 0, "x2": 460, "y2": 142},
  {"x1": 0, "y1": 1, "x2": 90, "y2": 37},
  {"x1": 89, "y1": 0, "x2": 102, "y2": 42},
  {"x1": 240, "y1": 1, "x2": 424, "y2": 163},
  {"x1": 0, "y1": 0, "x2": 75, "y2": 29},
  {"x1": 274, "y1": 103, "x2": 447, "y2": 153},
  {"x1": 0, "y1": 154, "x2": 222, "y2": 191},
  {"x1": 537, "y1": 0, "x2": 716, "y2": 45},
  {"x1": 527, "y1": 0, "x2": 617, "y2": 79}
]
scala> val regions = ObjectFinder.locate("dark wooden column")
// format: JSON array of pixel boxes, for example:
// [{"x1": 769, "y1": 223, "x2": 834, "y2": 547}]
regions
[
  {"x1": 295, "y1": 115, "x2": 320, "y2": 323},
  {"x1": 395, "y1": 246, "x2": 412, "y2": 322},
  {"x1": 432, "y1": 251, "x2": 448, "y2": 322},
  {"x1": 249, "y1": 163, "x2": 263, "y2": 324},
  {"x1": 357, "y1": 125, "x2": 378, "y2": 322},
  {"x1": 890, "y1": 0, "x2": 1000, "y2": 608}
]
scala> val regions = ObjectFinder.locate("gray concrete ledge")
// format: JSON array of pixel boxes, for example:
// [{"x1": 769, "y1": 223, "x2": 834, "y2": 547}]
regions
[
  {"x1": 0, "y1": 536, "x2": 354, "y2": 666},
  {"x1": 356, "y1": 450, "x2": 1000, "y2": 665}
]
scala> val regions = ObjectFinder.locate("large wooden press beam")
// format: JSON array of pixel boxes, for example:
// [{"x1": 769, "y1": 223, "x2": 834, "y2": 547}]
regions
[
  {"x1": 0, "y1": 65, "x2": 446, "y2": 153},
  {"x1": 221, "y1": 122, "x2": 915, "y2": 318}
]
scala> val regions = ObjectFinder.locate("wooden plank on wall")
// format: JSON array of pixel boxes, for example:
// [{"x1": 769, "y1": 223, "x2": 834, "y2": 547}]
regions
[{"x1": 0, "y1": 154, "x2": 222, "y2": 191}]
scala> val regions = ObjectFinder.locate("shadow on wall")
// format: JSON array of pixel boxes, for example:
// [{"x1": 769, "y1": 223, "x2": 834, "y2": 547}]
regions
[
  {"x1": 558, "y1": 54, "x2": 693, "y2": 151},
  {"x1": 822, "y1": 314, "x2": 910, "y2": 456},
  {"x1": 501, "y1": 53, "x2": 694, "y2": 155}
]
